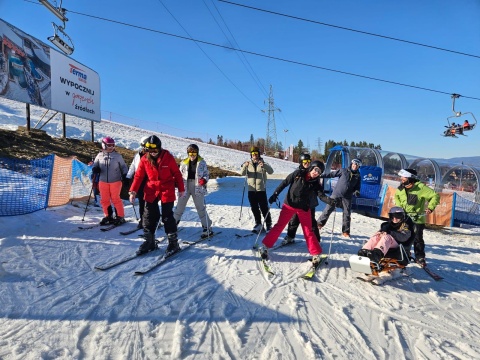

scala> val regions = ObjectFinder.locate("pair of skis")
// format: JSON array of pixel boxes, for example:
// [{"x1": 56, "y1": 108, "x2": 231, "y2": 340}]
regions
[
  {"x1": 78, "y1": 221, "x2": 128, "y2": 232},
  {"x1": 94, "y1": 231, "x2": 220, "y2": 274},
  {"x1": 253, "y1": 240, "x2": 328, "y2": 280}
]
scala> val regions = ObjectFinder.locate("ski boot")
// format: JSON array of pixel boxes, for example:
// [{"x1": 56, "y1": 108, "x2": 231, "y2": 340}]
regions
[
  {"x1": 99, "y1": 216, "x2": 114, "y2": 225},
  {"x1": 113, "y1": 216, "x2": 125, "y2": 226},
  {"x1": 281, "y1": 236, "x2": 295, "y2": 246},
  {"x1": 136, "y1": 231, "x2": 157, "y2": 255},
  {"x1": 166, "y1": 233, "x2": 180, "y2": 255},
  {"x1": 259, "y1": 245, "x2": 269, "y2": 260},
  {"x1": 201, "y1": 227, "x2": 214, "y2": 239}
]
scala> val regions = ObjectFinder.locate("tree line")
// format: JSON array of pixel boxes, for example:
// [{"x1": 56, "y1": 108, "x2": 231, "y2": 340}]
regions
[{"x1": 186, "y1": 135, "x2": 381, "y2": 163}]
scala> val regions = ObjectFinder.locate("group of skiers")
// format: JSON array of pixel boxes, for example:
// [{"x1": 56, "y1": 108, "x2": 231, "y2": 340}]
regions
[{"x1": 91, "y1": 135, "x2": 440, "y2": 270}]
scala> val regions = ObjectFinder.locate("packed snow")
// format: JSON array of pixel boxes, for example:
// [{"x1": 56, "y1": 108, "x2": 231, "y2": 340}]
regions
[{"x1": 1, "y1": 101, "x2": 480, "y2": 360}]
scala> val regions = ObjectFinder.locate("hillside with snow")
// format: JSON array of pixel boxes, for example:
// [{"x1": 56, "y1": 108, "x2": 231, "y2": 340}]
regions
[{"x1": 1, "y1": 98, "x2": 480, "y2": 360}]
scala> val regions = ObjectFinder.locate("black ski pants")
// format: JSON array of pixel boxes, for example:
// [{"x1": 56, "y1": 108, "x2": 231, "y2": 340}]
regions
[
  {"x1": 247, "y1": 190, "x2": 272, "y2": 227},
  {"x1": 143, "y1": 199, "x2": 177, "y2": 236}
]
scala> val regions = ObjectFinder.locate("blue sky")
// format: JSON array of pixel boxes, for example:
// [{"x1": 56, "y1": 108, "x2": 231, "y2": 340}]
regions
[{"x1": 2, "y1": 0, "x2": 480, "y2": 158}]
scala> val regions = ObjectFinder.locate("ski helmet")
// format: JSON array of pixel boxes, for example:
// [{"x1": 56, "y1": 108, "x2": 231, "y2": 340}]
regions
[
  {"x1": 187, "y1": 144, "x2": 199, "y2": 153},
  {"x1": 388, "y1": 206, "x2": 405, "y2": 224},
  {"x1": 299, "y1": 153, "x2": 311, "y2": 165},
  {"x1": 140, "y1": 136, "x2": 150, "y2": 147},
  {"x1": 310, "y1": 160, "x2": 325, "y2": 174},
  {"x1": 101, "y1": 136, "x2": 115, "y2": 150},
  {"x1": 250, "y1": 146, "x2": 260, "y2": 154},
  {"x1": 398, "y1": 168, "x2": 417, "y2": 179},
  {"x1": 351, "y1": 158, "x2": 362, "y2": 167},
  {"x1": 144, "y1": 135, "x2": 162, "y2": 151}
]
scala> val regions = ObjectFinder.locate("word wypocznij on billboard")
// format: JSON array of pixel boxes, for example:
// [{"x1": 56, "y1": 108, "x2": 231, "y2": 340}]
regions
[{"x1": 0, "y1": 18, "x2": 100, "y2": 122}]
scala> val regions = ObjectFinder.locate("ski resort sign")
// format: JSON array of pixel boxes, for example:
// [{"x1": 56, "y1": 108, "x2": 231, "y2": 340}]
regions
[{"x1": 0, "y1": 18, "x2": 100, "y2": 122}]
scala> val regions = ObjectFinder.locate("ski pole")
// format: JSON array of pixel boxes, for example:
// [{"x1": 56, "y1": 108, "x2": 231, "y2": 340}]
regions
[
  {"x1": 132, "y1": 203, "x2": 139, "y2": 220},
  {"x1": 325, "y1": 208, "x2": 336, "y2": 265},
  {"x1": 252, "y1": 207, "x2": 273, "y2": 249},
  {"x1": 202, "y1": 195, "x2": 213, "y2": 240},
  {"x1": 82, "y1": 173, "x2": 97, "y2": 221},
  {"x1": 239, "y1": 173, "x2": 248, "y2": 220}
]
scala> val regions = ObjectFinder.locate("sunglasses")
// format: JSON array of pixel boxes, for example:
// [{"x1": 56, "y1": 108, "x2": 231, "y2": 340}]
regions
[
  {"x1": 188, "y1": 152, "x2": 198, "y2": 156},
  {"x1": 302, "y1": 160, "x2": 311, "y2": 164},
  {"x1": 147, "y1": 148, "x2": 159, "y2": 153},
  {"x1": 251, "y1": 152, "x2": 259, "y2": 155}
]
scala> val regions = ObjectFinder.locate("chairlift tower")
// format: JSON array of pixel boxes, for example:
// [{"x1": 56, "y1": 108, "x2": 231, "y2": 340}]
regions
[{"x1": 262, "y1": 85, "x2": 280, "y2": 155}]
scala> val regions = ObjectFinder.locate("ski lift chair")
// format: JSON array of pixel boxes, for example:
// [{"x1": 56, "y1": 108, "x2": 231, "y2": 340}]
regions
[
  {"x1": 443, "y1": 94, "x2": 477, "y2": 138},
  {"x1": 48, "y1": 23, "x2": 74, "y2": 55}
]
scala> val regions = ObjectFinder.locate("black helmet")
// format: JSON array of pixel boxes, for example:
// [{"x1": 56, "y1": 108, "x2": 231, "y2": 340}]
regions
[
  {"x1": 299, "y1": 153, "x2": 311, "y2": 164},
  {"x1": 388, "y1": 206, "x2": 405, "y2": 227},
  {"x1": 187, "y1": 144, "x2": 199, "y2": 153},
  {"x1": 144, "y1": 135, "x2": 161, "y2": 150},
  {"x1": 250, "y1": 146, "x2": 260, "y2": 153},
  {"x1": 310, "y1": 160, "x2": 325, "y2": 174}
]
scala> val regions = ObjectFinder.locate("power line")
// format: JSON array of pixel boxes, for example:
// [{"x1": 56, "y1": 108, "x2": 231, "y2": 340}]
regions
[
  {"x1": 32, "y1": 3, "x2": 480, "y2": 101},
  {"x1": 218, "y1": 0, "x2": 480, "y2": 60},
  {"x1": 155, "y1": 0, "x2": 263, "y2": 111},
  {"x1": 205, "y1": 0, "x2": 269, "y2": 98}
]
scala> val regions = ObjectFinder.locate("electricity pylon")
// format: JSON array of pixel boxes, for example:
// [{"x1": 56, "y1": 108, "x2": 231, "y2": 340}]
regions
[{"x1": 262, "y1": 85, "x2": 280, "y2": 155}]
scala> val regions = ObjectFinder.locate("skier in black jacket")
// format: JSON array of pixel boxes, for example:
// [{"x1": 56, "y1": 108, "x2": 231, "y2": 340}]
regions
[
  {"x1": 259, "y1": 163, "x2": 324, "y2": 263},
  {"x1": 283, "y1": 156, "x2": 325, "y2": 245}
]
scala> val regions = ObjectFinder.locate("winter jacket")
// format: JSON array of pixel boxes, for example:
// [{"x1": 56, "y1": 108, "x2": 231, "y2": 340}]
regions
[
  {"x1": 321, "y1": 167, "x2": 360, "y2": 200},
  {"x1": 93, "y1": 150, "x2": 128, "y2": 183},
  {"x1": 129, "y1": 149, "x2": 184, "y2": 203},
  {"x1": 179, "y1": 156, "x2": 209, "y2": 196},
  {"x1": 273, "y1": 169, "x2": 323, "y2": 211},
  {"x1": 379, "y1": 216, "x2": 414, "y2": 245},
  {"x1": 126, "y1": 151, "x2": 145, "y2": 179},
  {"x1": 394, "y1": 181, "x2": 440, "y2": 224},
  {"x1": 240, "y1": 158, "x2": 274, "y2": 192}
]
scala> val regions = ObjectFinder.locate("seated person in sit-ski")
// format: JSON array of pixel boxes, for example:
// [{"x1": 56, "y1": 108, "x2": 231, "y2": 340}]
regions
[{"x1": 358, "y1": 206, "x2": 414, "y2": 263}]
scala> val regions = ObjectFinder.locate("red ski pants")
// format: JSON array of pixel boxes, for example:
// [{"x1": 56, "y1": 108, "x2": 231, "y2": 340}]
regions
[
  {"x1": 98, "y1": 181, "x2": 125, "y2": 217},
  {"x1": 262, "y1": 203, "x2": 322, "y2": 256}
]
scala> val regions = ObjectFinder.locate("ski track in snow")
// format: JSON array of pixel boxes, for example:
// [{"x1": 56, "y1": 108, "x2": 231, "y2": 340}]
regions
[{"x1": 1, "y1": 179, "x2": 480, "y2": 357}]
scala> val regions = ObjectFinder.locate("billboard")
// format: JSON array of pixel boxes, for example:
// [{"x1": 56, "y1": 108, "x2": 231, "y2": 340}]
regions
[{"x1": 0, "y1": 18, "x2": 100, "y2": 122}]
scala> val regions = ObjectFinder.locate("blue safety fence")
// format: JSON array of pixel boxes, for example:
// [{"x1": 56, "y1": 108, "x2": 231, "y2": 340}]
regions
[
  {"x1": 0, "y1": 154, "x2": 54, "y2": 216},
  {"x1": 453, "y1": 193, "x2": 480, "y2": 227}
]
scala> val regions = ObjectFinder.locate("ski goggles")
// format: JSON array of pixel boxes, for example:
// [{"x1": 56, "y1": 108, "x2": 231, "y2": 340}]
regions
[
  {"x1": 145, "y1": 142, "x2": 158, "y2": 149},
  {"x1": 188, "y1": 152, "x2": 198, "y2": 156},
  {"x1": 302, "y1": 159, "x2": 311, "y2": 164},
  {"x1": 312, "y1": 166, "x2": 321, "y2": 173},
  {"x1": 251, "y1": 151, "x2": 259, "y2": 155},
  {"x1": 351, "y1": 159, "x2": 362, "y2": 166}
]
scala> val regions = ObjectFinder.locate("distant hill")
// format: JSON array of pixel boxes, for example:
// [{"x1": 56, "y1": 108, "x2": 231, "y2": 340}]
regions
[{"x1": 441, "y1": 156, "x2": 480, "y2": 167}]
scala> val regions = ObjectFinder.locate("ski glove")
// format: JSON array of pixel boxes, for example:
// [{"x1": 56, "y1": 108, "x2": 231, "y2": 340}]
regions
[
  {"x1": 91, "y1": 166, "x2": 101, "y2": 174},
  {"x1": 122, "y1": 174, "x2": 130, "y2": 187},
  {"x1": 198, "y1": 178, "x2": 207, "y2": 186},
  {"x1": 380, "y1": 223, "x2": 391, "y2": 234},
  {"x1": 268, "y1": 193, "x2": 278, "y2": 204}
]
